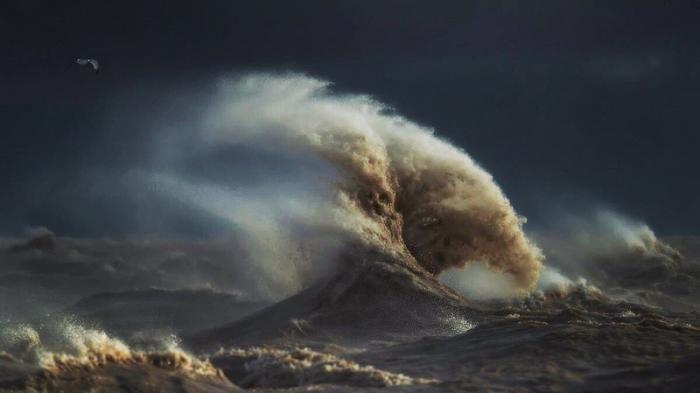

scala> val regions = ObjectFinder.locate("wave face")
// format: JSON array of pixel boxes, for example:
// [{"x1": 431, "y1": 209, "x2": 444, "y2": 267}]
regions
[{"x1": 197, "y1": 74, "x2": 543, "y2": 293}]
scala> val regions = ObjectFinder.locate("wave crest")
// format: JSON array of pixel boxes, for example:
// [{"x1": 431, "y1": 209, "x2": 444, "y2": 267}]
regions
[
  {"x1": 201, "y1": 74, "x2": 543, "y2": 292},
  {"x1": 0, "y1": 322, "x2": 222, "y2": 379},
  {"x1": 210, "y1": 346, "x2": 436, "y2": 388}
]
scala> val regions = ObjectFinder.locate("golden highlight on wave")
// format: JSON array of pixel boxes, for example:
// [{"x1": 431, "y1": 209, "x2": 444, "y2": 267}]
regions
[
  {"x1": 0, "y1": 323, "x2": 222, "y2": 379},
  {"x1": 211, "y1": 346, "x2": 436, "y2": 388},
  {"x1": 202, "y1": 74, "x2": 543, "y2": 293}
]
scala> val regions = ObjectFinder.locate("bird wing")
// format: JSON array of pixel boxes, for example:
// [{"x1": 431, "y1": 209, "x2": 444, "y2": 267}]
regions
[
  {"x1": 71, "y1": 58, "x2": 100, "y2": 74},
  {"x1": 88, "y1": 59, "x2": 99, "y2": 71}
]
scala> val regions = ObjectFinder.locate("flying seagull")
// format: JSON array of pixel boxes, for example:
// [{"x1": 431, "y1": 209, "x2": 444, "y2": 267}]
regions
[{"x1": 65, "y1": 58, "x2": 100, "y2": 74}]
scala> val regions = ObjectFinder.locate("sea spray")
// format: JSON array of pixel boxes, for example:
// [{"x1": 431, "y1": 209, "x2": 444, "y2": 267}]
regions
[{"x1": 195, "y1": 73, "x2": 544, "y2": 293}]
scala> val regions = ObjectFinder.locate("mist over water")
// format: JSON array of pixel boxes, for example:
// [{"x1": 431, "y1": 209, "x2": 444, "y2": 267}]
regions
[
  {"x1": 145, "y1": 74, "x2": 687, "y2": 302},
  {"x1": 440, "y1": 209, "x2": 678, "y2": 301}
]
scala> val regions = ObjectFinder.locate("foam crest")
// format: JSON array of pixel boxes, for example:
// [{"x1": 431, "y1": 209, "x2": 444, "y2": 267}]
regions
[{"x1": 197, "y1": 73, "x2": 543, "y2": 292}]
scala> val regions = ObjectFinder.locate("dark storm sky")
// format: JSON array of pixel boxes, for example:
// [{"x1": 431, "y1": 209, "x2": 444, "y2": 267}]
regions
[{"x1": 2, "y1": 0, "x2": 700, "y2": 236}]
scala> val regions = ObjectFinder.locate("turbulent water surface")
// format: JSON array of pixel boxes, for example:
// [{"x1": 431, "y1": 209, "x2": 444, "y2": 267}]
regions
[{"x1": 1, "y1": 75, "x2": 699, "y2": 392}]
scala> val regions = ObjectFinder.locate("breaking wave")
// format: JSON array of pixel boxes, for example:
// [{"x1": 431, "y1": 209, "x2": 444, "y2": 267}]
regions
[
  {"x1": 177, "y1": 73, "x2": 544, "y2": 293},
  {"x1": 0, "y1": 322, "x2": 436, "y2": 390},
  {"x1": 0, "y1": 322, "x2": 222, "y2": 379},
  {"x1": 210, "y1": 346, "x2": 436, "y2": 388}
]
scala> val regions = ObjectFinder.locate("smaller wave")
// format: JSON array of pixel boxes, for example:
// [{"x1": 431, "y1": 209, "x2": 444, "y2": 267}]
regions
[
  {"x1": 0, "y1": 322, "x2": 222, "y2": 379},
  {"x1": 210, "y1": 346, "x2": 437, "y2": 388},
  {"x1": 7, "y1": 227, "x2": 56, "y2": 254},
  {"x1": 534, "y1": 209, "x2": 683, "y2": 274}
]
